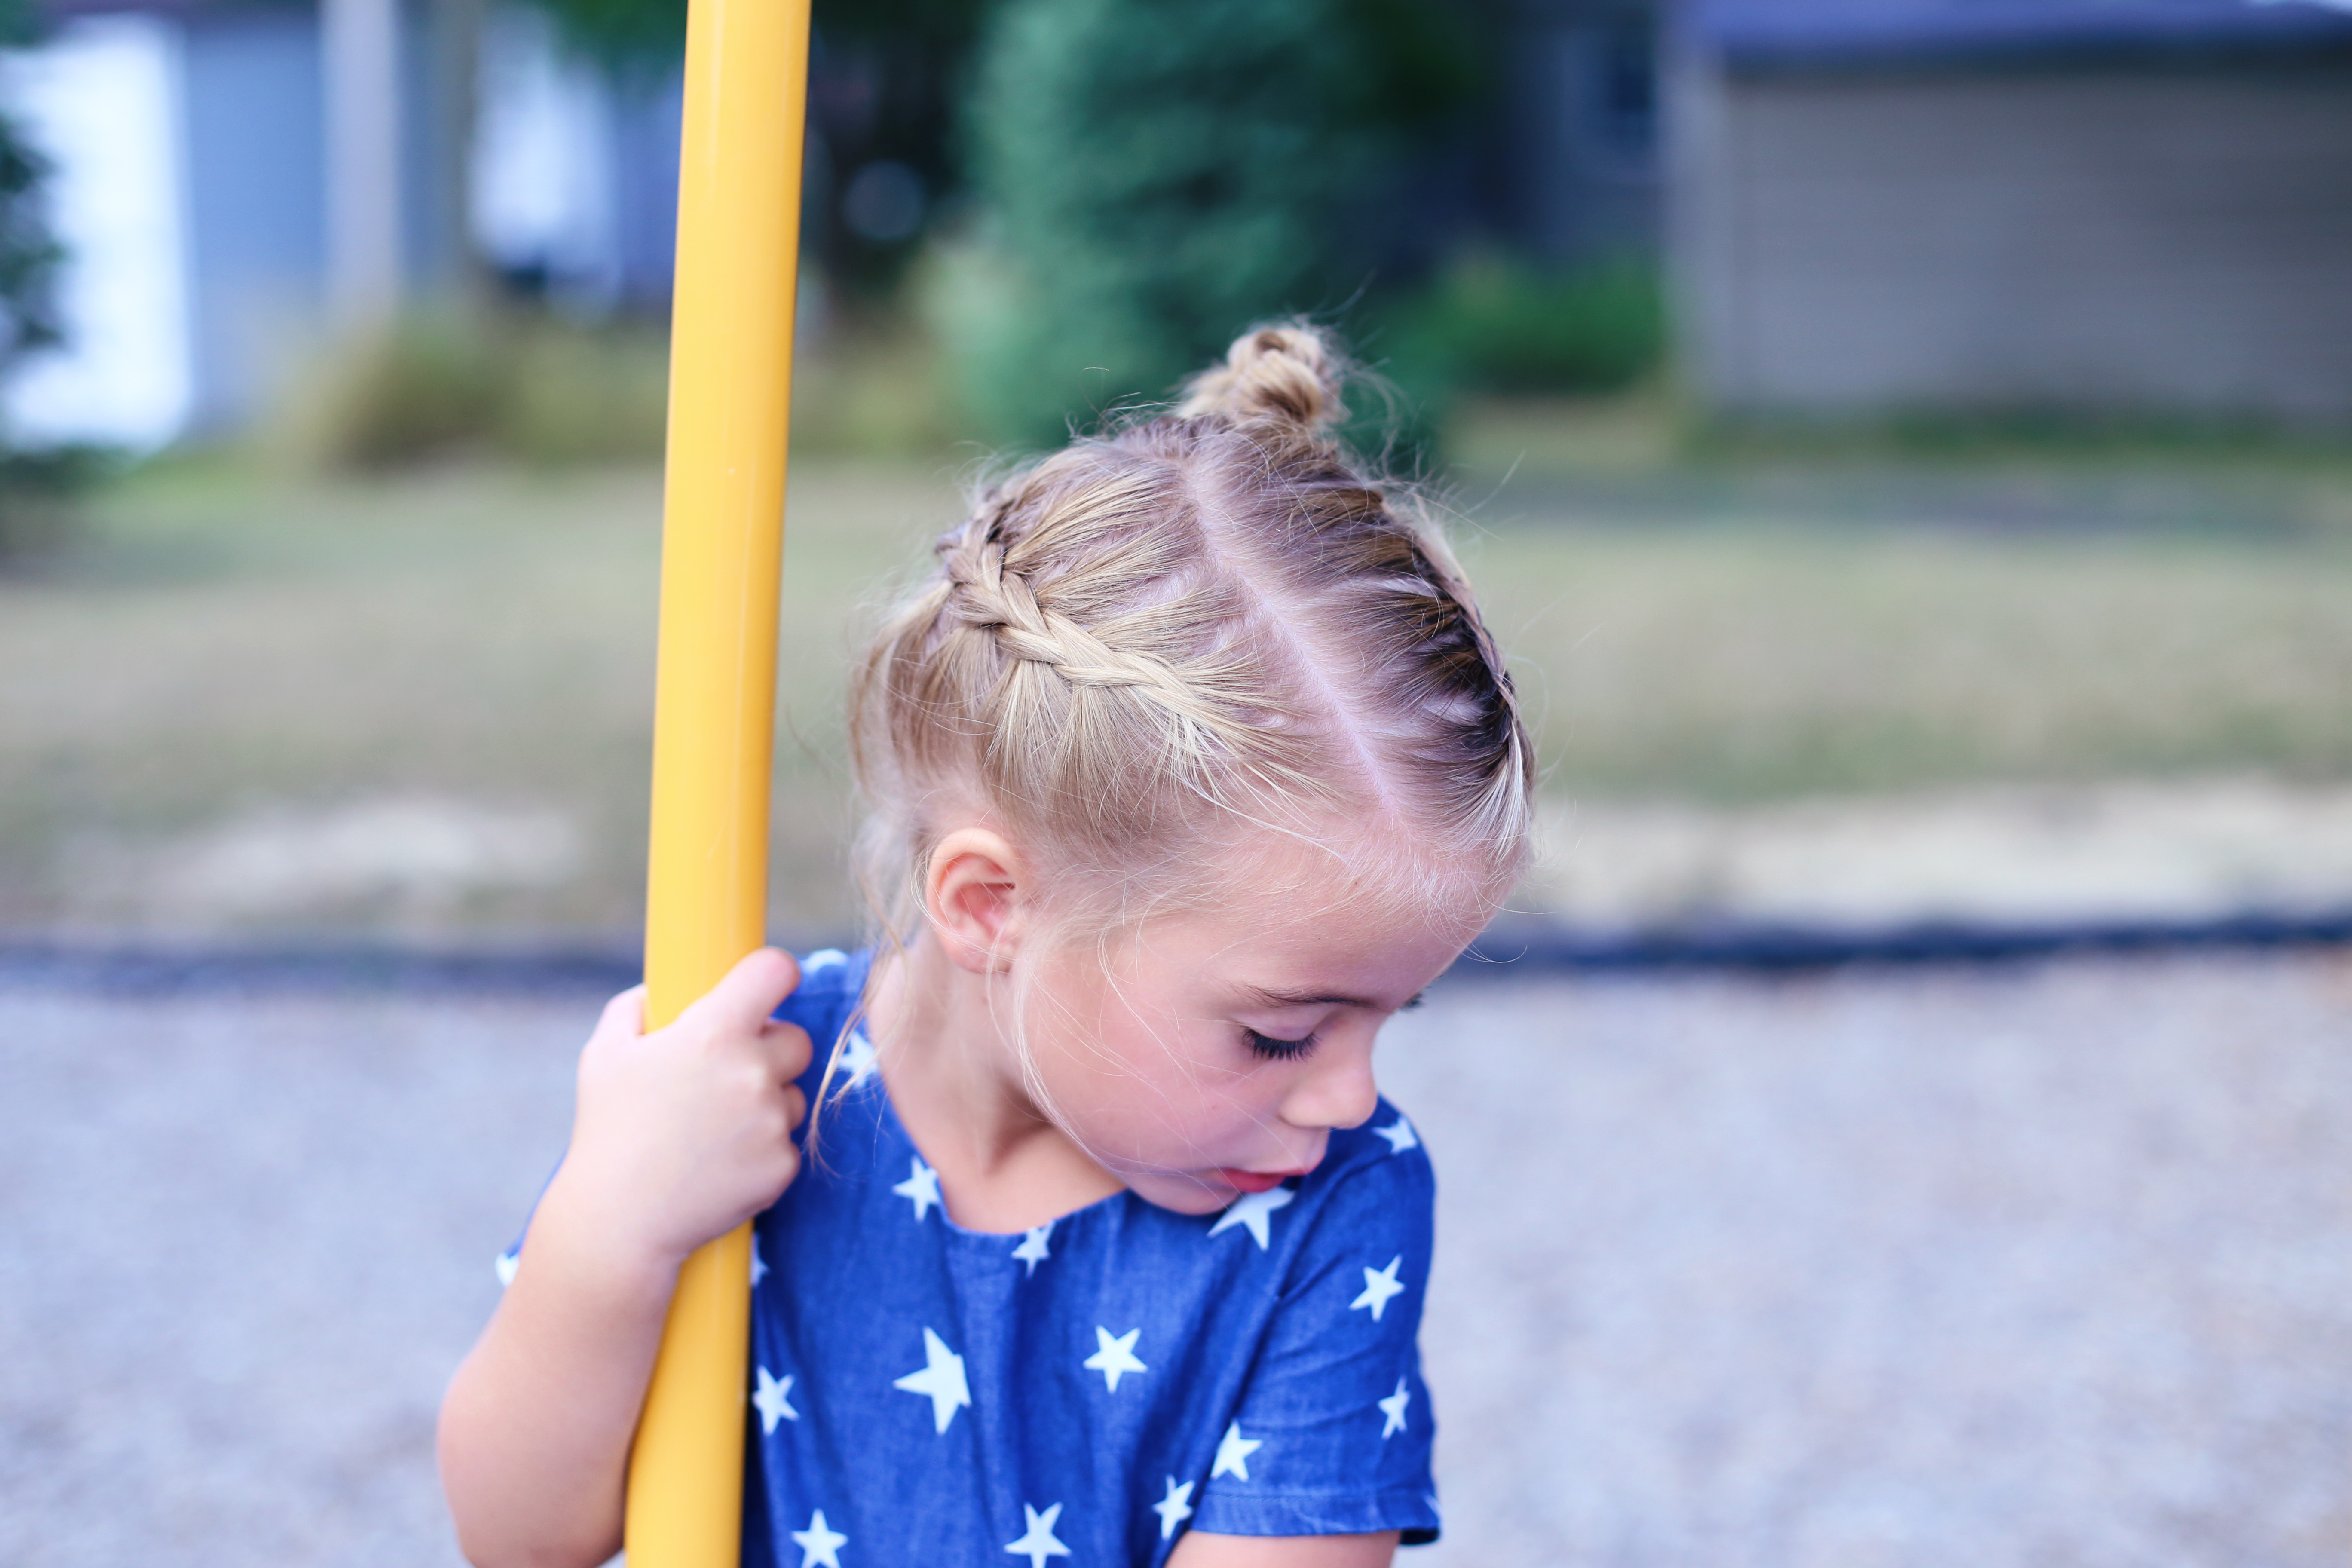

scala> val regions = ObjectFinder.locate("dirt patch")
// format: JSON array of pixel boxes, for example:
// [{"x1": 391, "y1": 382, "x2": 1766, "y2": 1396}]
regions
[{"x1": 1532, "y1": 777, "x2": 2352, "y2": 932}]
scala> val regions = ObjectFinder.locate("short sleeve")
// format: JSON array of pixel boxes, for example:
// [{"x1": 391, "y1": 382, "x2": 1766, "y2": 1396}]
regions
[{"x1": 1189, "y1": 1135, "x2": 1443, "y2": 1546}]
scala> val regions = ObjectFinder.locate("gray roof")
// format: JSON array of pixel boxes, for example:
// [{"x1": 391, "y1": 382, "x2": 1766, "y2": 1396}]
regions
[{"x1": 1685, "y1": 0, "x2": 2352, "y2": 66}]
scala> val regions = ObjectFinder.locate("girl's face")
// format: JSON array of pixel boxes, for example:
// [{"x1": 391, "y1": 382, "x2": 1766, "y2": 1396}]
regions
[{"x1": 1017, "y1": 837, "x2": 1492, "y2": 1216}]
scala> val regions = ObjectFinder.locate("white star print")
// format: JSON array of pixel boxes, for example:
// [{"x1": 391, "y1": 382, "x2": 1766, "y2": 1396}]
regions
[
  {"x1": 1011, "y1": 1222, "x2": 1054, "y2": 1277},
  {"x1": 1003, "y1": 1501, "x2": 1070, "y2": 1567},
  {"x1": 1373, "y1": 1115, "x2": 1418, "y2": 1155},
  {"x1": 891, "y1": 1326, "x2": 971, "y2": 1433},
  {"x1": 1351, "y1": 1255, "x2": 1406, "y2": 1322},
  {"x1": 753, "y1": 1365, "x2": 799, "y2": 1433},
  {"x1": 1378, "y1": 1377, "x2": 1411, "y2": 1438},
  {"x1": 750, "y1": 1236, "x2": 769, "y2": 1289},
  {"x1": 837, "y1": 1028, "x2": 879, "y2": 1088},
  {"x1": 891, "y1": 1157, "x2": 942, "y2": 1222},
  {"x1": 494, "y1": 1249, "x2": 518, "y2": 1287},
  {"x1": 1207, "y1": 1185, "x2": 1295, "y2": 1249},
  {"x1": 1082, "y1": 1326, "x2": 1148, "y2": 1391},
  {"x1": 790, "y1": 1507, "x2": 848, "y2": 1568},
  {"x1": 1151, "y1": 1476, "x2": 1195, "y2": 1540},
  {"x1": 801, "y1": 948, "x2": 848, "y2": 974},
  {"x1": 1210, "y1": 1421, "x2": 1263, "y2": 1481}
]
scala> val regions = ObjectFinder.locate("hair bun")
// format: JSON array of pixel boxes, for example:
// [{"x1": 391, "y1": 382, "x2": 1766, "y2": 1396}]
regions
[{"x1": 1176, "y1": 323, "x2": 1344, "y2": 432}]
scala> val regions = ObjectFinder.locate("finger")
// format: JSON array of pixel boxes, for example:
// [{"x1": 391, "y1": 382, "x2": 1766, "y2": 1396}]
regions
[
  {"x1": 594, "y1": 983, "x2": 648, "y2": 1041},
  {"x1": 683, "y1": 947, "x2": 802, "y2": 1033},
  {"x1": 760, "y1": 1019, "x2": 815, "y2": 1077}
]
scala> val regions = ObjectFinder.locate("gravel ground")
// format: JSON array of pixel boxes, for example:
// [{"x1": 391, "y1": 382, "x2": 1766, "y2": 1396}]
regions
[{"x1": 4, "y1": 953, "x2": 2349, "y2": 1567}]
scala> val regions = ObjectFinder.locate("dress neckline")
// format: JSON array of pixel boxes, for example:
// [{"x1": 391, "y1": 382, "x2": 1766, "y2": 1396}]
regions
[{"x1": 860, "y1": 1054, "x2": 1144, "y2": 1242}]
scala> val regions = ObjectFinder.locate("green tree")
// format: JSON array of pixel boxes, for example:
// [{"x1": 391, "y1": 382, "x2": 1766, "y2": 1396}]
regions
[
  {"x1": 954, "y1": 0, "x2": 1479, "y2": 446},
  {"x1": 0, "y1": 0, "x2": 86, "y2": 561},
  {"x1": 0, "y1": 0, "x2": 62, "y2": 438}
]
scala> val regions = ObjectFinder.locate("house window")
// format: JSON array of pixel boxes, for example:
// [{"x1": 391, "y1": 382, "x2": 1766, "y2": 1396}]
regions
[{"x1": 1593, "y1": 21, "x2": 1657, "y2": 160}]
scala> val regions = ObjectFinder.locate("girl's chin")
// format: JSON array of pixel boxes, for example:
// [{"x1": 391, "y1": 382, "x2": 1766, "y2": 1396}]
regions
[{"x1": 1121, "y1": 1169, "x2": 1258, "y2": 1216}]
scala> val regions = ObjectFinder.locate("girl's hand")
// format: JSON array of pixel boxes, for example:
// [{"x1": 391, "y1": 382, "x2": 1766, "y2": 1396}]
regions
[
  {"x1": 440, "y1": 949, "x2": 811, "y2": 1568},
  {"x1": 547, "y1": 947, "x2": 813, "y2": 1276}
]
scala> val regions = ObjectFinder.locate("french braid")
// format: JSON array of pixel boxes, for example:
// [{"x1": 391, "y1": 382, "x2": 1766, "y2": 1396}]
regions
[{"x1": 850, "y1": 321, "x2": 1532, "y2": 937}]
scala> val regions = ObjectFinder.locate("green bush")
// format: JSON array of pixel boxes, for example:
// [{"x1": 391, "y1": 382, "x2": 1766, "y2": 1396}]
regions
[
  {"x1": 282, "y1": 315, "x2": 501, "y2": 471},
  {"x1": 495, "y1": 321, "x2": 670, "y2": 466},
  {"x1": 282, "y1": 306, "x2": 983, "y2": 471},
  {"x1": 951, "y1": 0, "x2": 1392, "y2": 447},
  {"x1": 790, "y1": 315, "x2": 958, "y2": 456},
  {"x1": 275, "y1": 312, "x2": 671, "y2": 471},
  {"x1": 0, "y1": 446, "x2": 109, "y2": 567},
  {"x1": 1383, "y1": 254, "x2": 1665, "y2": 406}
]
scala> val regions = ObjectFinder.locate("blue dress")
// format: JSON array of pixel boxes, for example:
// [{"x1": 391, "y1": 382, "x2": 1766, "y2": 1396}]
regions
[{"x1": 505, "y1": 948, "x2": 1441, "y2": 1567}]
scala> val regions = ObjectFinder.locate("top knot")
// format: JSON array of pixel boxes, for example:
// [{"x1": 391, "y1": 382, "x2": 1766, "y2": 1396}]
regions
[{"x1": 1175, "y1": 323, "x2": 1344, "y2": 432}]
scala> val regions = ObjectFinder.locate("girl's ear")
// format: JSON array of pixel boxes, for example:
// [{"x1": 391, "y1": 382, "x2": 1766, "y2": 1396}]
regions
[{"x1": 923, "y1": 827, "x2": 1026, "y2": 974}]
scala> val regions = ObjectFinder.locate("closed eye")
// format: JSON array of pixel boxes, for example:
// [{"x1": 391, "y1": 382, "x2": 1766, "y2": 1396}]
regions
[{"x1": 1244, "y1": 1028, "x2": 1319, "y2": 1062}]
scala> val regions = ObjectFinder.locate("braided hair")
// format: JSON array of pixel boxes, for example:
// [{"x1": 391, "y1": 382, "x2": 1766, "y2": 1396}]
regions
[{"x1": 850, "y1": 323, "x2": 1533, "y2": 943}]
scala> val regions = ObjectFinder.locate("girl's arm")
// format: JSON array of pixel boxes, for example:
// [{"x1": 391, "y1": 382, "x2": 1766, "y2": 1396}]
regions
[
  {"x1": 1169, "y1": 1532, "x2": 1400, "y2": 1568},
  {"x1": 438, "y1": 951, "x2": 812, "y2": 1568}
]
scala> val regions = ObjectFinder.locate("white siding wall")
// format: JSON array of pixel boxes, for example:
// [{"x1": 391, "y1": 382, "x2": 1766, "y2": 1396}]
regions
[
  {"x1": 1, "y1": 16, "x2": 193, "y2": 448},
  {"x1": 1673, "y1": 58, "x2": 2352, "y2": 424}
]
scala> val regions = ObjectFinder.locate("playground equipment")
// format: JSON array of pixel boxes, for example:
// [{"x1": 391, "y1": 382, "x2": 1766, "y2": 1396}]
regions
[{"x1": 628, "y1": 0, "x2": 813, "y2": 1563}]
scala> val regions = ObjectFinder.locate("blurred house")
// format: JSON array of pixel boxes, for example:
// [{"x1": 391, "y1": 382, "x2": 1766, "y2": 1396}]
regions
[
  {"x1": 1498, "y1": 0, "x2": 1663, "y2": 265},
  {"x1": 1669, "y1": 0, "x2": 2352, "y2": 426},
  {"x1": 41, "y1": 0, "x2": 2352, "y2": 448},
  {"x1": 7, "y1": 0, "x2": 678, "y2": 444},
  {"x1": 11, "y1": 0, "x2": 1671, "y2": 450}
]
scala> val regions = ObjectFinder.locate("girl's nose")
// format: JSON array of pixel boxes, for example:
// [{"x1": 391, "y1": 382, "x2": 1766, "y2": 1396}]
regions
[{"x1": 1278, "y1": 1040, "x2": 1381, "y2": 1132}]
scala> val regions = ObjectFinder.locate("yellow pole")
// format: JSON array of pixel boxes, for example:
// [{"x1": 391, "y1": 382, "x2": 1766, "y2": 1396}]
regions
[{"x1": 627, "y1": 0, "x2": 811, "y2": 1562}]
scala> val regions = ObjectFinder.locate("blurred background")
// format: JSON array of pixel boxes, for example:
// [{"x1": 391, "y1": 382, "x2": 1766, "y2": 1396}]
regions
[
  {"x1": 3, "y1": 0, "x2": 2352, "y2": 943},
  {"x1": 3, "y1": 0, "x2": 2350, "y2": 1564}
]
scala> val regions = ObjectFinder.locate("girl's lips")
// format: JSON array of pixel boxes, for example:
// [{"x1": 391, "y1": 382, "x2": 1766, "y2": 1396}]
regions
[{"x1": 1218, "y1": 1167, "x2": 1308, "y2": 1194}]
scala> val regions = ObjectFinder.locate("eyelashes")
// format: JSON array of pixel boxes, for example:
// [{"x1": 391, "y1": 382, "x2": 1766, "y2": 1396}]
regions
[{"x1": 1244, "y1": 1028, "x2": 1319, "y2": 1063}]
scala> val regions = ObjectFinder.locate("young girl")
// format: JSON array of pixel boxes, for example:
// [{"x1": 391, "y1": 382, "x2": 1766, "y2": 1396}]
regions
[{"x1": 438, "y1": 325, "x2": 1533, "y2": 1568}]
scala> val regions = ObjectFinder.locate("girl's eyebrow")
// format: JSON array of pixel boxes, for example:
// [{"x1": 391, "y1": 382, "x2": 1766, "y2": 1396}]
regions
[{"x1": 1242, "y1": 985, "x2": 1426, "y2": 1012}]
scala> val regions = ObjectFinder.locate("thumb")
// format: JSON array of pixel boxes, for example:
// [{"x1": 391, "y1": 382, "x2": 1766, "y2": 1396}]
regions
[
  {"x1": 593, "y1": 983, "x2": 648, "y2": 1041},
  {"x1": 681, "y1": 946, "x2": 802, "y2": 1032}
]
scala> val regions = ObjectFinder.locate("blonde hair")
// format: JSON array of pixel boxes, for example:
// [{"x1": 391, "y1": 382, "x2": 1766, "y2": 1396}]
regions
[{"x1": 828, "y1": 324, "x2": 1533, "y2": 1119}]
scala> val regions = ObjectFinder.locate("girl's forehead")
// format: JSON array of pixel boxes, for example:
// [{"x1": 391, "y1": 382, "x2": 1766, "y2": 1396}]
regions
[
  {"x1": 1190, "y1": 818, "x2": 1508, "y2": 919},
  {"x1": 1110, "y1": 840, "x2": 1494, "y2": 994},
  {"x1": 1142, "y1": 905, "x2": 1477, "y2": 1014}
]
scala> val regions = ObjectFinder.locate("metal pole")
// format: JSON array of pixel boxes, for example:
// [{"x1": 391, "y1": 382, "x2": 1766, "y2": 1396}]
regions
[{"x1": 626, "y1": 0, "x2": 811, "y2": 1562}]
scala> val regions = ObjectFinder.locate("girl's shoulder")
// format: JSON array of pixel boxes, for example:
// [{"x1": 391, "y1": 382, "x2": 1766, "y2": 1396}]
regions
[
  {"x1": 1273, "y1": 1098, "x2": 1435, "y2": 1264},
  {"x1": 1329, "y1": 1100, "x2": 1430, "y2": 1179}
]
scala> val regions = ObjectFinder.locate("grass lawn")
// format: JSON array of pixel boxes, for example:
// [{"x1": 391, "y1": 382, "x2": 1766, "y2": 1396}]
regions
[{"x1": 7, "y1": 424, "x2": 2352, "y2": 941}]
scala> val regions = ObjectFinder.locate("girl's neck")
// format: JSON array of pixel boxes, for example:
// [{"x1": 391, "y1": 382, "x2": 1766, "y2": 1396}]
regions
[{"x1": 864, "y1": 935, "x2": 1126, "y2": 1234}]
